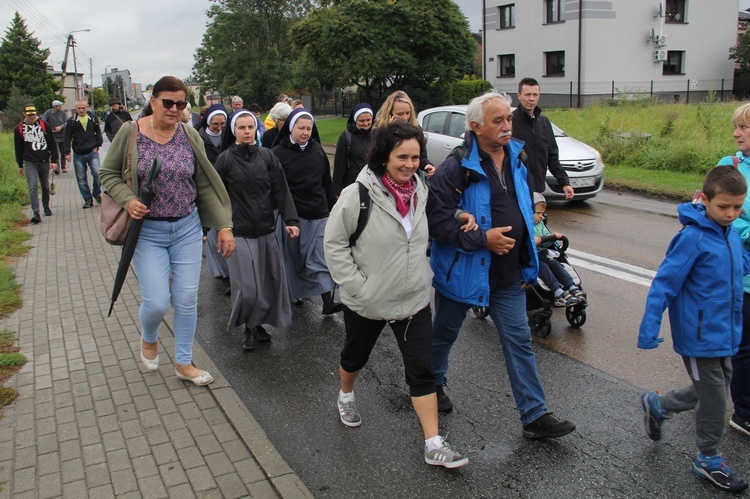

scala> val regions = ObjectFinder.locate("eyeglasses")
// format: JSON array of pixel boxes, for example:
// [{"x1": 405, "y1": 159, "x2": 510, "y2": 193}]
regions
[{"x1": 156, "y1": 97, "x2": 188, "y2": 111}]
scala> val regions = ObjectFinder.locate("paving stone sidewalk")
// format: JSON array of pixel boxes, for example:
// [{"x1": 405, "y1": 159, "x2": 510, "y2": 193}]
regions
[{"x1": 0, "y1": 167, "x2": 312, "y2": 498}]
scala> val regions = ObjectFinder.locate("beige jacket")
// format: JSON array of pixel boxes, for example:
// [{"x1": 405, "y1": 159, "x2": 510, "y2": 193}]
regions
[
  {"x1": 99, "y1": 121, "x2": 232, "y2": 230},
  {"x1": 324, "y1": 168, "x2": 432, "y2": 321}
]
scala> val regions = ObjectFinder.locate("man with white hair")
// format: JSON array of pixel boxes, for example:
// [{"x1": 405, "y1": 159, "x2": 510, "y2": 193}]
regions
[
  {"x1": 42, "y1": 99, "x2": 68, "y2": 173},
  {"x1": 426, "y1": 90, "x2": 576, "y2": 440}
]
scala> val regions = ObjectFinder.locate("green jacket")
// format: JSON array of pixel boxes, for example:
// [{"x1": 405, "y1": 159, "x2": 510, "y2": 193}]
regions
[{"x1": 99, "y1": 121, "x2": 232, "y2": 230}]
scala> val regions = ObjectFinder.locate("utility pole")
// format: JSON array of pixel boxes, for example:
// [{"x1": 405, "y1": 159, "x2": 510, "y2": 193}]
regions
[
  {"x1": 89, "y1": 58, "x2": 94, "y2": 108},
  {"x1": 72, "y1": 38, "x2": 79, "y2": 100}
]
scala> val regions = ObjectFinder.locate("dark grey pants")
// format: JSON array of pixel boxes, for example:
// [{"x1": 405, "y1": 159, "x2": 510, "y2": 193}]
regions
[
  {"x1": 23, "y1": 160, "x2": 50, "y2": 215},
  {"x1": 660, "y1": 356, "x2": 732, "y2": 456}
]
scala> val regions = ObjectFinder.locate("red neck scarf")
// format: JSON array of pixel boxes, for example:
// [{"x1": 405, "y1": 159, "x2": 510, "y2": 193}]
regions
[{"x1": 382, "y1": 174, "x2": 417, "y2": 217}]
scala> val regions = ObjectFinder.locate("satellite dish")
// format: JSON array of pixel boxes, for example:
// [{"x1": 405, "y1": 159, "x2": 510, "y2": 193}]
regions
[
  {"x1": 658, "y1": 2, "x2": 663, "y2": 18},
  {"x1": 651, "y1": 28, "x2": 656, "y2": 43}
]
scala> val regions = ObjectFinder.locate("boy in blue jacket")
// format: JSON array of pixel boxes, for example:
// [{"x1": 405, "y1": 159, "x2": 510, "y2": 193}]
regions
[{"x1": 638, "y1": 166, "x2": 750, "y2": 493}]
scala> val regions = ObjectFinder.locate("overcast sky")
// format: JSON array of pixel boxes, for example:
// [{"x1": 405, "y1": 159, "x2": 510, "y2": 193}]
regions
[{"x1": 1, "y1": 0, "x2": 745, "y2": 87}]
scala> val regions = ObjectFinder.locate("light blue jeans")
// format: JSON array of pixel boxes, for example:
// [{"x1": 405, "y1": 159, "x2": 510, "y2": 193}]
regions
[
  {"x1": 432, "y1": 273, "x2": 548, "y2": 425},
  {"x1": 132, "y1": 209, "x2": 202, "y2": 365},
  {"x1": 73, "y1": 151, "x2": 101, "y2": 200}
]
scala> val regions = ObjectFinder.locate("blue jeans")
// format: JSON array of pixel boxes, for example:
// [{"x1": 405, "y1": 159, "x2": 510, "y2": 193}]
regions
[
  {"x1": 432, "y1": 275, "x2": 548, "y2": 425},
  {"x1": 132, "y1": 209, "x2": 202, "y2": 365},
  {"x1": 73, "y1": 151, "x2": 101, "y2": 200}
]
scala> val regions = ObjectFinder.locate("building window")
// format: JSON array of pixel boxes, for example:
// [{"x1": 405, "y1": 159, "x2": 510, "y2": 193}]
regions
[
  {"x1": 545, "y1": 51, "x2": 565, "y2": 76},
  {"x1": 498, "y1": 4, "x2": 515, "y2": 29},
  {"x1": 497, "y1": 54, "x2": 515, "y2": 78},
  {"x1": 663, "y1": 51, "x2": 685, "y2": 74},
  {"x1": 665, "y1": 0, "x2": 686, "y2": 23},
  {"x1": 545, "y1": 0, "x2": 564, "y2": 23}
]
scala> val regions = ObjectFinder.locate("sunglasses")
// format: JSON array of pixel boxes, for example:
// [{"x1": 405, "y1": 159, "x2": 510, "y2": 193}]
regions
[{"x1": 156, "y1": 97, "x2": 188, "y2": 111}]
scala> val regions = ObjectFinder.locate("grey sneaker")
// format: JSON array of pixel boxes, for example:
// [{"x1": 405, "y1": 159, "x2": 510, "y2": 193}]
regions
[
  {"x1": 424, "y1": 437, "x2": 469, "y2": 469},
  {"x1": 337, "y1": 396, "x2": 362, "y2": 427}
]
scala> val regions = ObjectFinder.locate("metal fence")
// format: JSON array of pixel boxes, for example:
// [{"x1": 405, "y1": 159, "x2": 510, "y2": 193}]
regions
[{"x1": 491, "y1": 78, "x2": 735, "y2": 108}]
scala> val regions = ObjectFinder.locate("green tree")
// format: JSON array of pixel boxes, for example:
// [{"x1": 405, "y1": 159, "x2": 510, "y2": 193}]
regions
[
  {"x1": 292, "y1": 0, "x2": 476, "y2": 102},
  {"x1": 730, "y1": 29, "x2": 750, "y2": 73},
  {"x1": 0, "y1": 12, "x2": 58, "y2": 111},
  {"x1": 5, "y1": 85, "x2": 34, "y2": 121},
  {"x1": 193, "y1": 0, "x2": 311, "y2": 108},
  {"x1": 92, "y1": 87, "x2": 109, "y2": 108}
]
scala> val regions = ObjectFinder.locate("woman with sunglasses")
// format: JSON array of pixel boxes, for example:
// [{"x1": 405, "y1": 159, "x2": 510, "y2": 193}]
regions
[
  {"x1": 100, "y1": 76, "x2": 235, "y2": 386},
  {"x1": 271, "y1": 108, "x2": 342, "y2": 314}
]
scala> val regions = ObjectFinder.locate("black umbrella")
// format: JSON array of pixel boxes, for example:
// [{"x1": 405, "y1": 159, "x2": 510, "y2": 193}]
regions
[{"x1": 108, "y1": 157, "x2": 162, "y2": 317}]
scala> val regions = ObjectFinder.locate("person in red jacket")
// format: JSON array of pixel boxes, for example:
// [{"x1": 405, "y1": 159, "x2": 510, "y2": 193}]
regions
[{"x1": 14, "y1": 103, "x2": 58, "y2": 223}]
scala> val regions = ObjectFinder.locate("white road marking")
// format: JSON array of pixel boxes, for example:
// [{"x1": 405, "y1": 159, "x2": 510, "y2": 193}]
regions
[{"x1": 566, "y1": 249, "x2": 655, "y2": 287}]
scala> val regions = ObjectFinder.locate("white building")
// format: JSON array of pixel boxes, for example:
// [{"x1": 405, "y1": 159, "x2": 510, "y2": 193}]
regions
[{"x1": 482, "y1": 0, "x2": 738, "y2": 106}]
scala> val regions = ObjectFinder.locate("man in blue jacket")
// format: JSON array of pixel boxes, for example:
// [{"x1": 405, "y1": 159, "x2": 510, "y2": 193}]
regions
[
  {"x1": 638, "y1": 166, "x2": 750, "y2": 493},
  {"x1": 426, "y1": 91, "x2": 575, "y2": 439}
]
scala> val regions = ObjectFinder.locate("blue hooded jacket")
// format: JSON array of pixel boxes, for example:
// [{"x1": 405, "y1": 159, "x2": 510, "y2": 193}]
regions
[
  {"x1": 638, "y1": 202, "x2": 750, "y2": 357},
  {"x1": 427, "y1": 131, "x2": 538, "y2": 306}
]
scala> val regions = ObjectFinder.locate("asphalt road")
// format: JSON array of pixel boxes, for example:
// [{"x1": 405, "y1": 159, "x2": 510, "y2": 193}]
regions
[{"x1": 194, "y1": 191, "x2": 750, "y2": 498}]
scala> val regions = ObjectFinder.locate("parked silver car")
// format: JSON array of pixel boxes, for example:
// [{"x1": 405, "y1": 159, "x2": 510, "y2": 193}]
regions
[{"x1": 417, "y1": 105, "x2": 605, "y2": 200}]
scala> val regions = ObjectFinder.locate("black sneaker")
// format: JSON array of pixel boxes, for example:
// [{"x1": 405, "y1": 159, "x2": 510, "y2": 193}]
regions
[
  {"x1": 436, "y1": 385, "x2": 453, "y2": 413},
  {"x1": 730, "y1": 413, "x2": 750, "y2": 437},
  {"x1": 322, "y1": 300, "x2": 343, "y2": 315},
  {"x1": 222, "y1": 277, "x2": 231, "y2": 296},
  {"x1": 44, "y1": 207, "x2": 52, "y2": 216},
  {"x1": 83, "y1": 199, "x2": 93, "y2": 209},
  {"x1": 522, "y1": 412, "x2": 576, "y2": 439},
  {"x1": 94, "y1": 194, "x2": 102, "y2": 204},
  {"x1": 30, "y1": 212, "x2": 41, "y2": 224},
  {"x1": 254, "y1": 325, "x2": 271, "y2": 343},
  {"x1": 242, "y1": 326, "x2": 255, "y2": 351},
  {"x1": 693, "y1": 452, "x2": 749, "y2": 492}
]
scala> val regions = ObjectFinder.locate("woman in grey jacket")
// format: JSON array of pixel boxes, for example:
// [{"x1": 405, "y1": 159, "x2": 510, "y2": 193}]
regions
[{"x1": 324, "y1": 122, "x2": 469, "y2": 469}]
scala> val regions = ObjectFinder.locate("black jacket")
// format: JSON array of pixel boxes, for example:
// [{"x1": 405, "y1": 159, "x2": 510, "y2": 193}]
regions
[
  {"x1": 331, "y1": 123, "x2": 372, "y2": 197},
  {"x1": 511, "y1": 107, "x2": 569, "y2": 193},
  {"x1": 272, "y1": 137, "x2": 333, "y2": 220},
  {"x1": 215, "y1": 144, "x2": 298, "y2": 238},
  {"x1": 14, "y1": 118, "x2": 58, "y2": 166},
  {"x1": 63, "y1": 112, "x2": 103, "y2": 155},
  {"x1": 103, "y1": 109, "x2": 133, "y2": 142},
  {"x1": 199, "y1": 128, "x2": 223, "y2": 165}
]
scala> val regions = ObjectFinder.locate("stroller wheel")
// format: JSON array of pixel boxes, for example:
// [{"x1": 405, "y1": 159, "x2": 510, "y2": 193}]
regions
[
  {"x1": 531, "y1": 312, "x2": 552, "y2": 338},
  {"x1": 472, "y1": 306, "x2": 489, "y2": 319},
  {"x1": 565, "y1": 306, "x2": 587, "y2": 328}
]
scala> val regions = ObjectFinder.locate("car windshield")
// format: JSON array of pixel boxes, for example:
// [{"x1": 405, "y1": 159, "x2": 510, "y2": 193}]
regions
[{"x1": 551, "y1": 122, "x2": 568, "y2": 138}]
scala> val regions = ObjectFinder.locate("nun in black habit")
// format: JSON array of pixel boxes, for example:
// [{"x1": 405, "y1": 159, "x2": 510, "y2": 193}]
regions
[
  {"x1": 271, "y1": 108, "x2": 342, "y2": 315},
  {"x1": 215, "y1": 110, "x2": 300, "y2": 351}
]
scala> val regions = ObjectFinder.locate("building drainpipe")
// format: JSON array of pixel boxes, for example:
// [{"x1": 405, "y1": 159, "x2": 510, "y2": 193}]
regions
[
  {"x1": 577, "y1": 0, "x2": 582, "y2": 108},
  {"x1": 482, "y1": 0, "x2": 487, "y2": 81}
]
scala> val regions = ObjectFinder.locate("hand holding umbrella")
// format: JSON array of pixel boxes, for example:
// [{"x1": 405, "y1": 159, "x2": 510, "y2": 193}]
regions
[{"x1": 108, "y1": 157, "x2": 162, "y2": 317}]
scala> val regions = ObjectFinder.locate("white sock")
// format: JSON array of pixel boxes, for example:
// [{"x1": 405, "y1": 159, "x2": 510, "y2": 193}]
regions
[
  {"x1": 425, "y1": 435, "x2": 444, "y2": 451},
  {"x1": 339, "y1": 390, "x2": 354, "y2": 402},
  {"x1": 554, "y1": 288, "x2": 564, "y2": 298}
]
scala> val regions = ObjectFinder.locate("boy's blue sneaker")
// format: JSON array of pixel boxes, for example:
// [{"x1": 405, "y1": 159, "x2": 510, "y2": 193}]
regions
[
  {"x1": 692, "y1": 453, "x2": 749, "y2": 492},
  {"x1": 640, "y1": 391, "x2": 670, "y2": 441}
]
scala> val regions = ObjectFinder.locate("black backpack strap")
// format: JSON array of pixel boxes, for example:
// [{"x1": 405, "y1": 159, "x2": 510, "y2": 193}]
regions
[{"x1": 349, "y1": 181, "x2": 371, "y2": 247}]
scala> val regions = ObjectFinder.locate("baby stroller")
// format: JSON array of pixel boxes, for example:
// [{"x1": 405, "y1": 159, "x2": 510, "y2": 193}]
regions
[{"x1": 472, "y1": 235, "x2": 588, "y2": 338}]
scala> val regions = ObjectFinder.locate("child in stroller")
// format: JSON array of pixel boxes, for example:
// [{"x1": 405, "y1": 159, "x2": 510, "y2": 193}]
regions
[{"x1": 533, "y1": 193, "x2": 586, "y2": 306}]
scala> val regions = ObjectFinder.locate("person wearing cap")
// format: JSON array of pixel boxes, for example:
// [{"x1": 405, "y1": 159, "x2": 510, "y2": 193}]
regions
[
  {"x1": 14, "y1": 103, "x2": 58, "y2": 223},
  {"x1": 103, "y1": 98, "x2": 133, "y2": 142},
  {"x1": 42, "y1": 99, "x2": 69, "y2": 174},
  {"x1": 63, "y1": 100, "x2": 104, "y2": 209},
  {"x1": 248, "y1": 103, "x2": 266, "y2": 140},
  {"x1": 271, "y1": 108, "x2": 342, "y2": 315},
  {"x1": 332, "y1": 103, "x2": 374, "y2": 197},
  {"x1": 215, "y1": 110, "x2": 299, "y2": 350}
]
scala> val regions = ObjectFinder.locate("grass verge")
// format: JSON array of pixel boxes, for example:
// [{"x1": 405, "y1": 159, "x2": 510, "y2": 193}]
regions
[
  {"x1": 603, "y1": 163, "x2": 704, "y2": 201},
  {"x1": 0, "y1": 330, "x2": 25, "y2": 408}
]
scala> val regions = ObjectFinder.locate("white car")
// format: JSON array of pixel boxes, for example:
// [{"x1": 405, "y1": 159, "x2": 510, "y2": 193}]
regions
[{"x1": 417, "y1": 105, "x2": 605, "y2": 200}]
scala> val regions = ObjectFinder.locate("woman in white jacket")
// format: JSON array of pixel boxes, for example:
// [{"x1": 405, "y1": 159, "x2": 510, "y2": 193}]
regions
[{"x1": 324, "y1": 122, "x2": 470, "y2": 469}]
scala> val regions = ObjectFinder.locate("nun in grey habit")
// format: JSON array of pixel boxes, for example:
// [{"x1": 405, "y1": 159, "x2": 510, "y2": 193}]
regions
[{"x1": 215, "y1": 110, "x2": 300, "y2": 351}]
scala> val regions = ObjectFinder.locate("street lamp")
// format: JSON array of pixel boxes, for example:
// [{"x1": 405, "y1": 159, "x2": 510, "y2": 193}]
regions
[{"x1": 61, "y1": 29, "x2": 91, "y2": 101}]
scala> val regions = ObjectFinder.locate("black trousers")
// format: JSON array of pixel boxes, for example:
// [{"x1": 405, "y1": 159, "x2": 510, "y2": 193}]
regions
[{"x1": 340, "y1": 305, "x2": 436, "y2": 397}]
